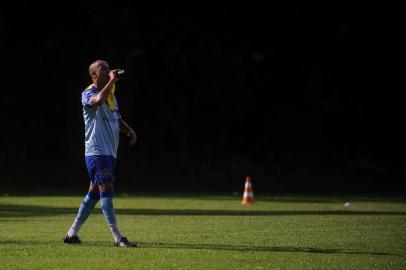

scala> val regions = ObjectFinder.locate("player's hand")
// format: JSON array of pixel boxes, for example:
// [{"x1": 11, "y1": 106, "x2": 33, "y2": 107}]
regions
[
  {"x1": 109, "y1": 70, "x2": 118, "y2": 83},
  {"x1": 127, "y1": 129, "x2": 137, "y2": 145}
]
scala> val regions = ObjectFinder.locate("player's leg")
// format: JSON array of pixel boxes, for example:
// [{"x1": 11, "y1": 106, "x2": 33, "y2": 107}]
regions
[
  {"x1": 98, "y1": 182, "x2": 135, "y2": 247},
  {"x1": 64, "y1": 182, "x2": 100, "y2": 244},
  {"x1": 99, "y1": 182, "x2": 121, "y2": 240}
]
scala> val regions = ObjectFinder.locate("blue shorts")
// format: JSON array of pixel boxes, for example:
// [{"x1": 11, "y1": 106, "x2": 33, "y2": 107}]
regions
[{"x1": 85, "y1": 155, "x2": 116, "y2": 186}]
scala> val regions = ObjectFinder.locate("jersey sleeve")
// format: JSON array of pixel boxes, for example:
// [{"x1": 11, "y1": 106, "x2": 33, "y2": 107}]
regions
[{"x1": 82, "y1": 89, "x2": 96, "y2": 108}]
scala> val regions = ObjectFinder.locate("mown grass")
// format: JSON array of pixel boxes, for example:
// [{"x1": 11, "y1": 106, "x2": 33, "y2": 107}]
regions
[{"x1": 0, "y1": 194, "x2": 405, "y2": 269}]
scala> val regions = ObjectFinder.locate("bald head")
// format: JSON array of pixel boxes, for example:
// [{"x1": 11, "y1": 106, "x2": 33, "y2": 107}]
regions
[
  {"x1": 89, "y1": 60, "x2": 107, "y2": 77},
  {"x1": 88, "y1": 60, "x2": 112, "y2": 87}
]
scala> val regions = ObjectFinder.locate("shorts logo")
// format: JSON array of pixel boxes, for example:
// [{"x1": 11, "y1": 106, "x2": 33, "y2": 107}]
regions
[{"x1": 101, "y1": 169, "x2": 110, "y2": 179}]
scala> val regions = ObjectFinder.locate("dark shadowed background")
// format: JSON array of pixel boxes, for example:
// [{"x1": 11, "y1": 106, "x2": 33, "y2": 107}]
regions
[{"x1": 0, "y1": 3, "x2": 403, "y2": 193}]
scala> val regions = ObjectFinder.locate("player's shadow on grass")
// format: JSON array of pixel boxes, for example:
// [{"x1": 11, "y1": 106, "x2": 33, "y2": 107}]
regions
[
  {"x1": 1, "y1": 203, "x2": 406, "y2": 218},
  {"x1": 139, "y1": 242, "x2": 394, "y2": 256},
  {"x1": 0, "y1": 239, "x2": 394, "y2": 256}
]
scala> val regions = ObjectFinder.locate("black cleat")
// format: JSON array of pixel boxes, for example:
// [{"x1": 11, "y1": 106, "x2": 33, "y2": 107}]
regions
[
  {"x1": 63, "y1": 234, "x2": 81, "y2": 244},
  {"x1": 114, "y1": 237, "x2": 137, "y2": 247}
]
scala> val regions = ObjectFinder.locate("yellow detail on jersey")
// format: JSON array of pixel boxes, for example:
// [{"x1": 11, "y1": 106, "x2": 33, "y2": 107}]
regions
[
  {"x1": 107, "y1": 83, "x2": 116, "y2": 111},
  {"x1": 84, "y1": 83, "x2": 116, "y2": 111},
  {"x1": 85, "y1": 84, "x2": 95, "y2": 91}
]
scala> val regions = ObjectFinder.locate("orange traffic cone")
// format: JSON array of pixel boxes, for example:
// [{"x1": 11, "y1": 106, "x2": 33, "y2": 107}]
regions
[{"x1": 241, "y1": 176, "x2": 254, "y2": 205}]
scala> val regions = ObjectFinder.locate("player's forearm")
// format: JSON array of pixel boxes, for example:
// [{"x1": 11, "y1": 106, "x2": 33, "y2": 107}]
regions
[
  {"x1": 91, "y1": 79, "x2": 115, "y2": 106},
  {"x1": 120, "y1": 119, "x2": 137, "y2": 145},
  {"x1": 119, "y1": 119, "x2": 133, "y2": 133}
]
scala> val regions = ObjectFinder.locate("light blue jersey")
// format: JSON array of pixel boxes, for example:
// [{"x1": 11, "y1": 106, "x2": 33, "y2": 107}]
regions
[{"x1": 81, "y1": 84, "x2": 121, "y2": 158}]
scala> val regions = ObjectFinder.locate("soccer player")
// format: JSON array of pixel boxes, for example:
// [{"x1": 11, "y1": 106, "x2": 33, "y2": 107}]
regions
[{"x1": 63, "y1": 60, "x2": 137, "y2": 247}]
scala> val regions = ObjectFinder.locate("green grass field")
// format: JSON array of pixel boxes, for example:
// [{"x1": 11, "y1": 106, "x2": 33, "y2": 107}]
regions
[{"x1": 0, "y1": 193, "x2": 405, "y2": 269}]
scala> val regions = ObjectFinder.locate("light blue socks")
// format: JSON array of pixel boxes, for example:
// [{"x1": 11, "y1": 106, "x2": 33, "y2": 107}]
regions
[
  {"x1": 67, "y1": 192, "x2": 99, "y2": 237},
  {"x1": 100, "y1": 190, "x2": 122, "y2": 242}
]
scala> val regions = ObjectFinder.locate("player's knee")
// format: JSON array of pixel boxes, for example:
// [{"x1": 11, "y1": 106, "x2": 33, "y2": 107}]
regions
[
  {"x1": 89, "y1": 183, "x2": 99, "y2": 193},
  {"x1": 87, "y1": 182, "x2": 100, "y2": 200},
  {"x1": 98, "y1": 183, "x2": 113, "y2": 192},
  {"x1": 99, "y1": 183, "x2": 114, "y2": 198}
]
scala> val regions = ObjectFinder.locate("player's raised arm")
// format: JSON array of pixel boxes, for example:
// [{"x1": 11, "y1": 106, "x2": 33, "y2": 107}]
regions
[{"x1": 91, "y1": 70, "x2": 117, "y2": 107}]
